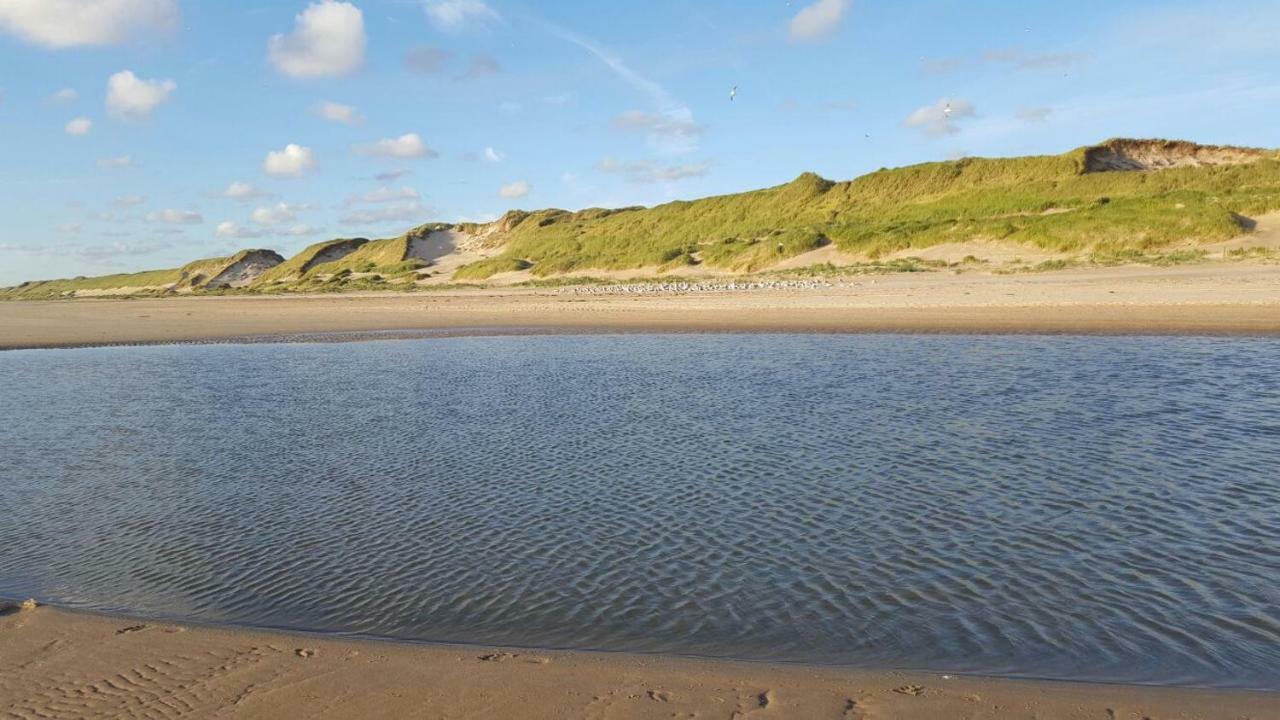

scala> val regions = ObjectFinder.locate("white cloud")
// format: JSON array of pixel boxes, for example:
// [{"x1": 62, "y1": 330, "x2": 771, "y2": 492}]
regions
[
  {"x1": 423, "y1": 0, "x2": 499, "y2": 30},
  {"x1": 596, "y1": 157, "x2": 711, "y2": 184},
  {"x1": 314, "y1": 100, "x2": 363, "y2": 125},
  {"x1": 0, "y1": 0, "x2": 178, "y2": 49},
  {"x1": 64, "y1": 117, "x2": 92, "y2": 135},
  {"x1": 354, "y1": 133, "x2": 436, "y2": 159},
  {"x1": 97, "y1": 155, "x2": 133, "y2": 168},
  {"x1": 904, "y1": 98, "x2": 976, "y2": 136},
  {"x1": 57, "y1": 222, "x2": 84, "y2": 234},
  {"x1": 339, "y1": 201, "x2": 428, "y2": 226},
  {"x1": 268, "y1": 1, "x2": 365, "y2": 78},
  {"x1": 789, "y1": 0, "x2": 852, "y2": 43},
  {"x1": 263, "y1": 144, "x2": 317, "y2": 176},
  {"x1": 251, "y1": 202, "x2": 308, "y2": 226},
  {"x1": 146, "y1": 209, "x2": 202, "y2": 224},
  {"x1": 498, "y1": 180, "x2": 530, "y2": 199},
  {"x1": 105, "y1": 70, "x2": 175, "y2": 119},
  {"x1": 348, "y1": 186, "x2": 419, "y2": 205},
  {"x1": 222, "y1": 181, "x2": 272, "y2": 201},
  {"x1": 51, "y1": 88, "x2": 78, "y2": 103},
  {"x1": 216, "y1": 221, "x2": 265, "y2": 239},
  {"x1": 113, "y1": 194, "x2": 146, "y2": 207},
  {"x1": 482, "y1": 146, "x2": 504, "y2": 163}
]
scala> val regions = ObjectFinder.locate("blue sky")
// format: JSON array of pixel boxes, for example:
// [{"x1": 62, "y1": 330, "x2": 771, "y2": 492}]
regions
[{"x1": 0, "y1": 0, "x2": 1277, "y2": 285}]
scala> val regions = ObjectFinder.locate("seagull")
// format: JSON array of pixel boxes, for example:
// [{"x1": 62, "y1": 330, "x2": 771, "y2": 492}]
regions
[
  {"x1": 943, "y1": 102, "x2": 953, "y2": 116},
  {"x1": 729, "y1": 85, "x2": 738, "y2": 102}
]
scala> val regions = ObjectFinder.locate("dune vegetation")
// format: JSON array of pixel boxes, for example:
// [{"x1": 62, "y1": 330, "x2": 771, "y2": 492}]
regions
[
  {"x1": 4, "y1": 250, "x2": 282, "y2": 299},
  {"x1": 453, "y1": 141, "x2": 1280, "y2": 278},
  {"x1": 5, "y1": 139, "x2": 1279, "y2": 297}
]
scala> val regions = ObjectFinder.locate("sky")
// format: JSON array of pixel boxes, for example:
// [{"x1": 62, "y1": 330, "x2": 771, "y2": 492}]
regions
[{"x1": 0, "y1": 0, "x2": 1278, "y2": 286}]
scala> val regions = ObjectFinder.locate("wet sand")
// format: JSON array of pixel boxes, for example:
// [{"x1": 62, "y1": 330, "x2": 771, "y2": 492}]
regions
[
  {"x1": 1, "y1": 605, "x2": 1274, "y2": 719},
  {"x1": 2, "y1": 264, "x2": 1280, "y2": 349}
]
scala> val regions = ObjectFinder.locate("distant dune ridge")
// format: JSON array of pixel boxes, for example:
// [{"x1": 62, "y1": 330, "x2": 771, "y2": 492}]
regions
[{"x1": 6, "y1": 138, "x2": 1280, "y2": 298}]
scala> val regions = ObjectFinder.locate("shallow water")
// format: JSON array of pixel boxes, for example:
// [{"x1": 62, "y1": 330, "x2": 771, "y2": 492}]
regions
[{"x1": 1, "y1": 335, "x2": 1278, "y2": 689}]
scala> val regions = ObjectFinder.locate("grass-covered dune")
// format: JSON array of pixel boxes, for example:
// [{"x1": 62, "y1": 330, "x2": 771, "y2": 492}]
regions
[
  {"x1": 5, "y1": 138, "x2": 1279, "y2": 296},
  {"x1": 252, "y1": 238, "x2": 369, "y2": 286},
  {"x1": 455, "y1": 139, "x2": 1280, "y2": 278},
  {"x1": 5, "y1": 249, "x2": 283, "y2": 299}
]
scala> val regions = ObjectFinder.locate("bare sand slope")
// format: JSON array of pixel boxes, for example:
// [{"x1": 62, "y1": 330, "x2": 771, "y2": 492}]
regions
[
  {"x1": 2, "y1": 263, "x2": 1280, "y2": 349},
  {"x1": 1, "y1": 607, "x2": 1274, "y2": 720}
]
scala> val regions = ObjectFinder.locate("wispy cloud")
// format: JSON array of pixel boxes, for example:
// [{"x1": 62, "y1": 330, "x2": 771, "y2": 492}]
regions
[
  {"x1": 340, "y1": 201, "x2": 430, "y2": 226},
  {"x1": 498, "y1": 180, "x2": 530, "y2": 199},
  {"x1": 219, "y1": 181, "x2": 272, "y2": 202},
  {"x1": 374, "y1": 169, "x2": 413, "y2": 182},
  {"x1": 354, "y1": 133, "x2": 437, "y2": 159},
  {"x1": 921, "y1": 50, "x2": 1087, "y2": 75},
  {"x1": 1, "y1": 239, "x2": 173, "y2": 268},
  {"x1": 314, "y1": 100, "x2": 364, "y2": 126},
  {"x1": 146, "y1": 209, "x2": 203, "y2": 224},
  {"x1": 543, "y1": 21, "x2": 701, "y2": 154},
  {"x1": 347, "y1": 187, "x2": 420, "y2": 205},
  {"x1": 422, "y1": 0, "x2": 500, "y2": 30},
  {"x1": 97, "y1": 155, "x2": 135, "y2": 169},
  {"x1": 596, "y1": 157, "x2": 711, "y2": 184}
]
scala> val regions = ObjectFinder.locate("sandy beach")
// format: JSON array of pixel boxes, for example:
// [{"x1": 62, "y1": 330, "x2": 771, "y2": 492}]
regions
[
  {"x1": 1, "y1": 604, "x2": 1274, "y2": 719},
  {"x1": 2, "y1": 263, "x2": 1280, "y2": 349}
]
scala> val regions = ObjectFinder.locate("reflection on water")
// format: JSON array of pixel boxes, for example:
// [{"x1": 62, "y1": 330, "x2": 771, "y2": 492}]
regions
[{"x1": 1, "y1": 335, "x2": 1278, "y2": 689}]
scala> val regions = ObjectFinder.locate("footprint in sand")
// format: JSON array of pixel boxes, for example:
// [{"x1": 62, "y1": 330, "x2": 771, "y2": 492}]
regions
[
  {"x1": 892, "y1": 685, "x2": 925, "y2": 696},
  {"x1": 729, "y1": 689, "x2": 777, "y2": 718},
  {"x1": 116, "y1": 624, "x2": 148, "y2": 635},
  {"x1": 477, "y1": 651, "x2": 550, "y2": 664}
]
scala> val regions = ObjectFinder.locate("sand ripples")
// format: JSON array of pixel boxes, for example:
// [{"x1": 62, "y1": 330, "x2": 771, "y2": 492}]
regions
[{"x1": 1, "y1": 335, "x2": 1278, "y2": 688}]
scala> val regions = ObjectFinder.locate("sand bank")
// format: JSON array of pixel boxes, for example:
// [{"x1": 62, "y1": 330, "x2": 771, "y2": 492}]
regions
[
  {"x1": 1, "y1": 605, "x2": 1274, "y2": 719},
  {"x1": 2, "y1": 264, "x2": 1280, "y2": 349}
]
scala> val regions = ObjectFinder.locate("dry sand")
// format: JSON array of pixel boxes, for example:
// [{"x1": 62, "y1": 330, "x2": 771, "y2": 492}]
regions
[
  {"x1": 2, "y1": 263, "x2": 1280, "y2": 349},
  {"x1": 2, "y1": 605, "x2": 1274, "y2": 719}
]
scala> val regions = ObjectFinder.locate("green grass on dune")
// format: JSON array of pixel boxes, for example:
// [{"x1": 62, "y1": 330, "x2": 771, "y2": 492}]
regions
[
  {"x1": 301, "y1": 225, "x2": 440, "y2": 277},
  {"x1": 7, "y1": 139, "x2": 1280, "y2": 295},
  {"x1": 3, "y1": 250, "x2": 273, "y2": 298},
  {"x1": 253, "y1": 238, "x2": 369, "y2": 286},
  {"x1": 3, "y1": 267, "x2": 185, "y2": 298},
  {"x1": 454, "y1": 144, "x2": 1280, "y2": 279}
]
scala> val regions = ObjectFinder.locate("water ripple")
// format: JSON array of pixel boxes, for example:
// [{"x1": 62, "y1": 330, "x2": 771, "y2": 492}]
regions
[{"x1": 0, "y1": 335, "x2": 1278, "y2": 689}]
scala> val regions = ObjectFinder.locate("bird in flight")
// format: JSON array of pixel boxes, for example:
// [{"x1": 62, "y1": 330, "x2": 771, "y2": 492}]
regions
[{"x1": 729, "y1": 86, "x2": 738, "y2": 102}]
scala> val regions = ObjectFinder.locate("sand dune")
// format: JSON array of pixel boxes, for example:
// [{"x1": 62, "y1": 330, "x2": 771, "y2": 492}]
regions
[{"x1": 1, "y1": 606, "x2": 1274, "y2": 719}]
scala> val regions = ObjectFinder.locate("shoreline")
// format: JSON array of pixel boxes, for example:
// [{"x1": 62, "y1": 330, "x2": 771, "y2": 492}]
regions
[
  {"x1": 4, "y1": 263, "x2": 1280, "y2": 350},
  {"x1": 2, "y1": 605, "x2": 1275, "y2": 719}
]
